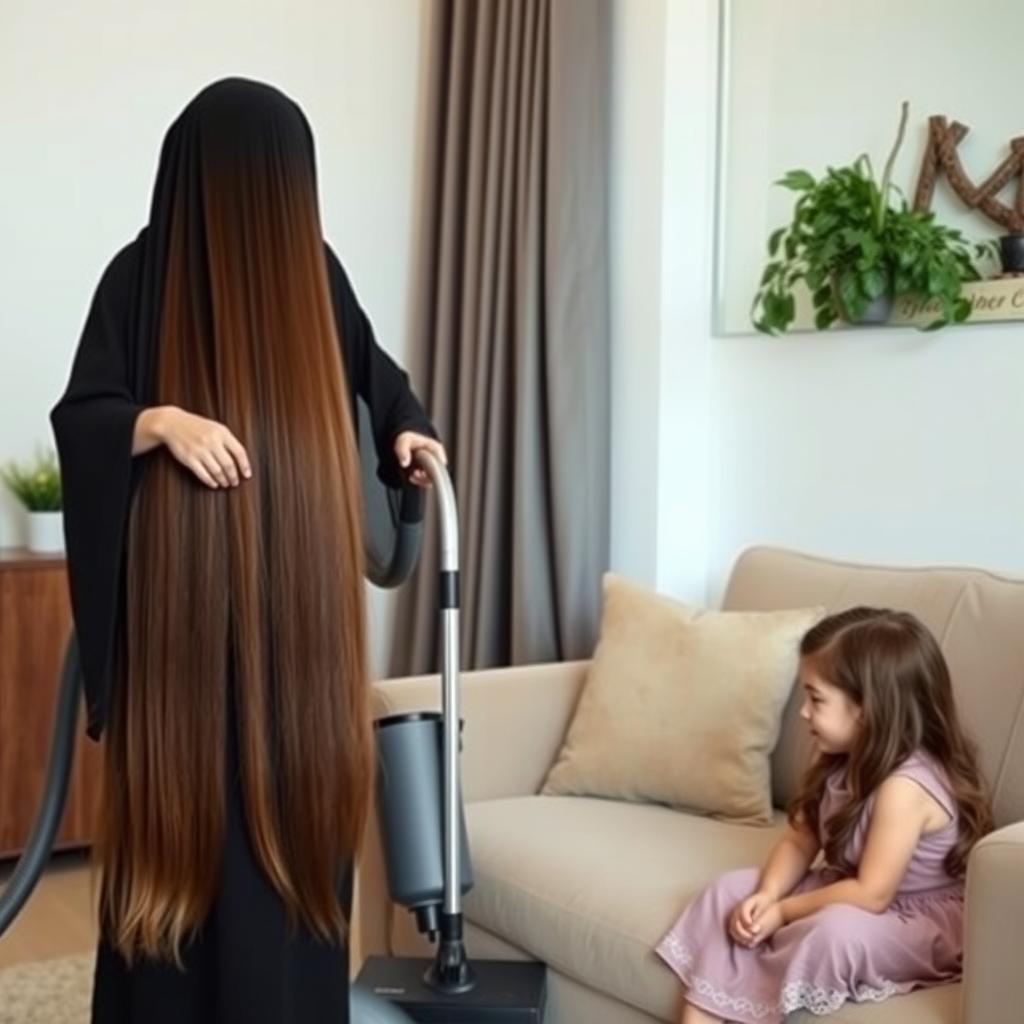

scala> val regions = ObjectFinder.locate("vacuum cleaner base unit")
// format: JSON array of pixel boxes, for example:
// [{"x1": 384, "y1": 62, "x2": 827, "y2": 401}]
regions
[{"x1": 357, "y1": 956, "x2": 546, "y2": 1023}]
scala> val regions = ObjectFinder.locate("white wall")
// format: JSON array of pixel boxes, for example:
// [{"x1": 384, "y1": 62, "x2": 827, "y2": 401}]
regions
[
  {"x1": 607, "y1": 0, "x2": 717, "y2": 605},
  {"x1": 709, "y1": 308, "x2": 1024, "y2": 599},
  {"x1": 0, "y1": 0, "x2": 424, "y2": 671},
  {"x1": 709, "y1": 1, "x2": 1024, "y2": 598},
  {"x1": 643, "y1": 1, "x2": 1024, "y2": 605},
  {"x1": 607, "y1": 0, "x2": 665, "y2": 586},
  {"x1": 719, "y1": 0, "x2": 1015, "y2": 333}
]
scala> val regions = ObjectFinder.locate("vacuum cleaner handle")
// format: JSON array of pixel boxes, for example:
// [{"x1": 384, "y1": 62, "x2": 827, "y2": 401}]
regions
[
  {"x1": 410, "y1": 450, "x2": 467, "y2": 919},
  {"x1": 0, "y1": 635, "x2": 82, "y2": 936}
]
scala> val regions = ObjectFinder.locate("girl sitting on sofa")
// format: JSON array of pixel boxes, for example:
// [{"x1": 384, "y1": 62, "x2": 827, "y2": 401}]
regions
[{"x1": 656, "y1": 607, "x2": 993, "y2": 1024}]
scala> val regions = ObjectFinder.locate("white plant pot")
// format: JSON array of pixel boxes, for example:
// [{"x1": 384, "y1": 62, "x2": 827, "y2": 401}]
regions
[{"x1": 26, "y1": 511, "x2": 65, "y2": 554}]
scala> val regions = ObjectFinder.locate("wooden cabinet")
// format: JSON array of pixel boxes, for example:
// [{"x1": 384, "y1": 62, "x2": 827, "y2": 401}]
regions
[{"x1": 0, "y1": 550, "x2": 103, "y2": 859}]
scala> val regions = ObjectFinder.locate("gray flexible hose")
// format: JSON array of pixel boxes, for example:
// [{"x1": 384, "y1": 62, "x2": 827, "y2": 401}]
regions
[{"x1": 0, "y1": 635, "x2": 81, "y2": 935}]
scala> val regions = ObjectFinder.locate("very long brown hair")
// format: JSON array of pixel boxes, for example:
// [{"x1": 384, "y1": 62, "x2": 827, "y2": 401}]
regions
[
  {"x1": 789, "y1": 607, "x2": 992, "y2": 879},
  {"x1": 98, "y1": 120, "x2": 370, "y2": 965}
]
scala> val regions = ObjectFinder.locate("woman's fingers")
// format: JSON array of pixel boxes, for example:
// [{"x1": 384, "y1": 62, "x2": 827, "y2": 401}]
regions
[
  {"x1": 395, "y1": 431, "x2": 449, "y2": 472},
  {"x1": 190, "y1": 457, "x2": 220, "y2": 489},
  {"x1": 198, "y1": 450, "x2": 231, "y2": 487},
  {"x1": 223, "y1": 433, "x2": 252, "y2": 479},
  {"x1": 394, "y1": 433, "x2": 414, "y2": 468},
  {"x1": 409, "y1": 440, "x2": 447, "y2": 486},
  {"x1": 162, "y1": 411, "x2": 252, "y2": 489},
  {"x1": 198, "y1": 430, "x2": 250, "y2": 487},
  {"x1": 422, "y1": 438, "x2": 448, "y2": 465},
  {"x1": 211, "y1": 441, "x2": 242, "y2": 486}
]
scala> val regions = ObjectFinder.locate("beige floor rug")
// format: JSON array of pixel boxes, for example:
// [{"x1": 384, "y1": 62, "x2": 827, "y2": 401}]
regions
[{"x1": 0, "y1": 953, "x2": 93, "y2": 1024}]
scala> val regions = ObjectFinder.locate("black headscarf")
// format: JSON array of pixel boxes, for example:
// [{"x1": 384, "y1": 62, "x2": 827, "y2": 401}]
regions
[{"x1": 51, "y1": 78, "x2": 434, "y2": 740}]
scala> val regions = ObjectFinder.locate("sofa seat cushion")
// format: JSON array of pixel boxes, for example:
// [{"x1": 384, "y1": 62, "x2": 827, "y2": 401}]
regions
[
  {"x1": 464, "y1": 796, "x2": 963, "y2": 1023},
  {"x1": 787, "y1": 983, "x2": 961, "y2": 1023},
  {"x1": 464, "y1": 795, "x2": 786, "y2": 1019}
]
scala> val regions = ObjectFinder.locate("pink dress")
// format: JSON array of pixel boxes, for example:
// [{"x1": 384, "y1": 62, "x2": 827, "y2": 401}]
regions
[{"x1": 655, "y1": 752, "x2": 964, "y2": 1022}]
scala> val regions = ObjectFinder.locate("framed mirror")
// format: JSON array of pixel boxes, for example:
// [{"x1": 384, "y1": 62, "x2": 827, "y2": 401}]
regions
[{"x1": 714, "y1": 0, "x2": 1022, "y2": 334}]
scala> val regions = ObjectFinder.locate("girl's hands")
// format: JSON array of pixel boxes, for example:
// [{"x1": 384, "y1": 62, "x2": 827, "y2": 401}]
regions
[
  {"x1": 394, "y1": 431, "x2": 448, "y2": 488},
  {"x1": 728, "y1": 889, "x2": 781, "y2": 947},
  {"x1": 149, "y1": 406, "x2": 252, "y2": 489},
  {"x1": 745, "y1": 900, "x2": 785, "y2": 946}
]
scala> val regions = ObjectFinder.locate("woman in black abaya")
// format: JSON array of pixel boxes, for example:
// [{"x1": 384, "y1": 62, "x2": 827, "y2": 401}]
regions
[{"x1": 50, "y1": 78, "x2": 445, "y2": 1024}]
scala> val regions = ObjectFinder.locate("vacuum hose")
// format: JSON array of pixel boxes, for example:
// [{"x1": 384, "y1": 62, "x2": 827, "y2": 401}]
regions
[{"x1": 0, "y1": 635, "x2": 82, "y2": 935}]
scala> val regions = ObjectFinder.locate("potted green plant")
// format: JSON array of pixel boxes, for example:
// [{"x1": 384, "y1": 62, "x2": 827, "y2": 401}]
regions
[
  {"x1": 1, "y1": 449, "x2": 64, "y2": 554},
  {"x1": 752, "y1": 103, "x2": 993, "y2": 334}
]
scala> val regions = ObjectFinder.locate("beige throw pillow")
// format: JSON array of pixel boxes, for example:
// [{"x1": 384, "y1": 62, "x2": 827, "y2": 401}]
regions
[{"x1": 542, "y1": 574, "x2": 823, "y2": 824}]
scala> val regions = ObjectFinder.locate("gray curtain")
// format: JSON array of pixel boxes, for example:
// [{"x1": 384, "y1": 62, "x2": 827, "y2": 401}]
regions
[{"x1": 391, "y1": 0, "x2": 611, "y2": 676}]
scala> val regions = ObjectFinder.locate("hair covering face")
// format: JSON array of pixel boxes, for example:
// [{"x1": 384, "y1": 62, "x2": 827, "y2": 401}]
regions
[
  {"x1": 51, "y1": 78, "x2": 434, "y2": 738},
  {"x1": 134, "y1": 78, "x2": 321, "y2": 404}
]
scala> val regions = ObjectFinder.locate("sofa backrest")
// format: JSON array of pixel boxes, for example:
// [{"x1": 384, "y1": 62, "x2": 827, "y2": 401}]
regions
[{"x1": 722, "y1": 546, "x2": 1024, "y2": 828}]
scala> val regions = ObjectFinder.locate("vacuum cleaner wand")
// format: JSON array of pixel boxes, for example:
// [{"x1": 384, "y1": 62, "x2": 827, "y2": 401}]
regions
[{"x1": 413, "y1": 449, "x2": 475, "y2": 995}]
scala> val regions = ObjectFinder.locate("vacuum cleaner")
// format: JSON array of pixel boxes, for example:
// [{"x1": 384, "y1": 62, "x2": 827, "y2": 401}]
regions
[
  {"x1": 354, "y1": 450, "x2": 547, "y2": 1022},
  {"x1": 0, "y1": 398, "x2": 424, "y2": 1022}
]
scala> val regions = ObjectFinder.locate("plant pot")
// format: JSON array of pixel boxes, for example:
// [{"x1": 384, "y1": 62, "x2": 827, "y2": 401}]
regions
[
  {"x1": 26, "y1": 511, "x2": 64, "y2": 554},
  {"x1": 999, "y1": 233, "x2": 1024, "y2": 274},
  {"x1": 831, "y1": 275, "x2": 894, "y2": 326},
  {"x1": 852, "y1": 293, "x2": 894, "y2": 325}
]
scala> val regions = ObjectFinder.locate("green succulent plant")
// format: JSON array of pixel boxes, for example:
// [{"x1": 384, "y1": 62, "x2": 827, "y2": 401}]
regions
[{"x1": 1, "y1": 449, "x2": 62, "y2": 512}]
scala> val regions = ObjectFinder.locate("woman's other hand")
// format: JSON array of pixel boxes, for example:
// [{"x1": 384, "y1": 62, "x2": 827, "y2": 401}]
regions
[
  {"x1": 393, "y1": 431, "x2": 447, "y2": 488},
  {"x1": 136, "y1": 406, "x2": 252, "y2": 489}
]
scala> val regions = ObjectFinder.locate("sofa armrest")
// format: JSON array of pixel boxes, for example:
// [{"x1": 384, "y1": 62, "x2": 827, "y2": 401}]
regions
[
  {"x1": 353, "y1": 659, "x2": 589, "y2": 967},
  {"x1": 962, "y1": 820, "x2": 1024, "y2": 1024}
]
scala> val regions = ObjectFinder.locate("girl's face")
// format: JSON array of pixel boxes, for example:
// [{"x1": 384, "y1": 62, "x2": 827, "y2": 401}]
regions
[{"x1": 798, "y1": 658, "x2": 863, "y2": 754}]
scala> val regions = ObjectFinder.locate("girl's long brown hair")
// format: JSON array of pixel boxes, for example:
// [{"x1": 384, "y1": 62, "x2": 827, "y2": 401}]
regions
[
  {"x1": 789, "y1": 607, "x2": 993, "y2": 879},
  {"x1": 98, "y1": 106, "x2": 371, "y2": 965}
]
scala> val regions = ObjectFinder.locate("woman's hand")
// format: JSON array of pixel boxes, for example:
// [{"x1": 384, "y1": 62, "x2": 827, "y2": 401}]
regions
[
  {"x1": 727, "y1": 889, "x2": 778, "y2": 947},
  {"x1": 394, "y1": 431, "x2": 447, "y2": 488},
  {"x1": 141, "y1": 406, "x2": 252, "y2": 489}
]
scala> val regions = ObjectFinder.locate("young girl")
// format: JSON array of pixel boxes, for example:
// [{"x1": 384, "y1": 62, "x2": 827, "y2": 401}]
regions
[{"x1": 656, "y1": 607, "x2": 993, "y2": 1023}]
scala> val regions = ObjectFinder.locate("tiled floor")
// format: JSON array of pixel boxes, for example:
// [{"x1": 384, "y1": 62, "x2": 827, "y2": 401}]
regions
[{"x1": 0, "y1": 851, "x2": 98, "y2": 968}]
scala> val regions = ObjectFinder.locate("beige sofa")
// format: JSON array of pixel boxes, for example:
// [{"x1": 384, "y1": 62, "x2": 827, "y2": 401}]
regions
[{"x1": 355, "y1": 547, "x2": 1024, "y2": 1023}]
